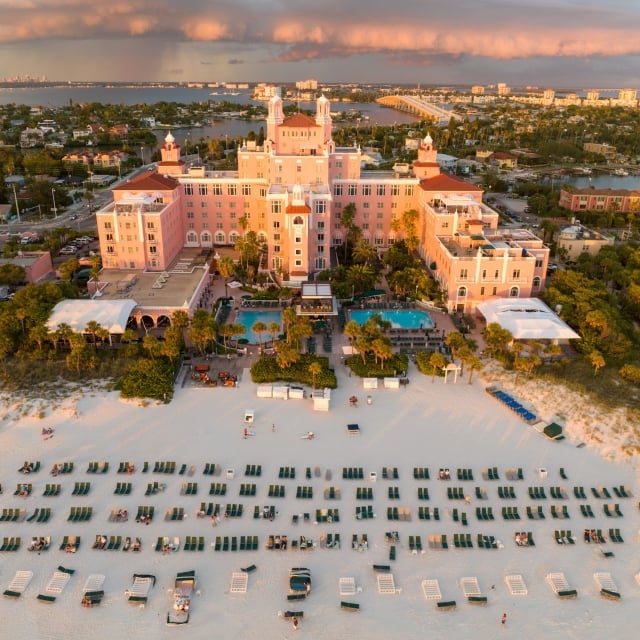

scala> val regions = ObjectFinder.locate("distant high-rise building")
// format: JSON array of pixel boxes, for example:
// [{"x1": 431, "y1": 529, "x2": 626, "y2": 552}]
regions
[
  {"x1": 296, "y1": 79, "x2": 318, "y2": 91},
  {"x1": 543, "y1": 89, "x2": 555, "y2": 103},
  {"x1": 618, "y1": 88, "x2": 637, "y2": 102},
  {"x1": 497, "y1": 83, "x2": 510, "y2": 96},
  {"x1": 471, "y1": 85, "x2": 484, "y2": 95},
  {"x1": 586, "y1": 89, "x2": 600, "y2": 101}
]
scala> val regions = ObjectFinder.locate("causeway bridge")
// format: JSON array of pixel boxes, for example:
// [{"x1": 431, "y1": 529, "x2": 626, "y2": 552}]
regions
[{"x1": 376, "y1": 95, "x2": 461, "y2": 125}]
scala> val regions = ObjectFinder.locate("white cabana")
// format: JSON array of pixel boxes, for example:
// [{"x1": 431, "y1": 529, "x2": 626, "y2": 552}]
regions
[
  {"x1": 46, "y1": 299, "x2": 138, "y2": 335},
  {"x1": 476, "y1": 298, "x2": 580, "y2": 342}
]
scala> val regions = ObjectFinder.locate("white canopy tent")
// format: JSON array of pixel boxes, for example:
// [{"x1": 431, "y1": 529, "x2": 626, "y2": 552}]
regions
[
  {"x1": 46, "y1": 299, "x2": 138, "y2": 335},
  {"x1": 476, "y1": 298, "x2": 580, "y2": 342}
]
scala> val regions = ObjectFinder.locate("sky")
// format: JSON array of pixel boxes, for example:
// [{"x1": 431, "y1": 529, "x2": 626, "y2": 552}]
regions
[{"x1": 1, "y1": 0, "x2": 640, "y2": 88}]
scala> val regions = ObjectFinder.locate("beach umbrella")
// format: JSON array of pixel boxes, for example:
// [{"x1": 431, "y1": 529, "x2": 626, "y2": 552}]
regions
[{"x1": 227, "y1": 281, "x2": 243, "y2": 289}]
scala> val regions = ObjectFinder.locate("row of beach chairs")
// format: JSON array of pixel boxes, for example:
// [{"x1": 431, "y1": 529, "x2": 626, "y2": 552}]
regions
[
  {"x1": 86, "y1": 462, "x2": 108, "y2": 474},
  {"x1": 26, "y1": 508, "x2": 51, "y2": 523},
  {"x1": 67, "y1": 507, "x2": 92, "y2": 522},
  {"x1": 0, "y1": 508, "x2": 25, "y2": 522},
  {"x1": 214, "y1": 535, "x2": 259, "y2": 551}
]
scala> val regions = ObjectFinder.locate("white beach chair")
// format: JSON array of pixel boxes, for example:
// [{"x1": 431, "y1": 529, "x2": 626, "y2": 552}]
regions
[
  {"x1": 3, "y1": 570, "x2": 33, "y2": 598},
  {"x1": 230, "y1": 572, "x2": 248, "y2": 594},
  {"x1": 546, "y1": 572, "x2": 577, "y2": 599},
  {"x1": 421, "y1": 579, "x2": 442, "y2": 600},
  {"x1": 37, "y1": 567, "x2": 74, "y2": 602},
  {"x1": 377, "y1": 573, "x2": 397, "y2": 594},
  {"x1": 127, "y1": 575, "x2": 155, "y2": 603},
  {"x1": 594, "y1": 572, "x2": 619, "y2": 598},
  {"x1": 460, "y1": 577, "x2": 481, "y2": 598},
  {"x1": 505, "y1": 574, "x2": 528, "y2": 596},
  {"x1": 339, "y1": 577, "x2": 357, "y2": 596},
  {"x1": 83, "y1": 574, "x2": 105, "y2": 594}
]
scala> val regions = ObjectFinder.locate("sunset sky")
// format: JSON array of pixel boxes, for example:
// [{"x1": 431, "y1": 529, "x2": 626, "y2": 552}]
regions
[{"x1": 1, "y1": 0, "x2": 639, "y2": 88}]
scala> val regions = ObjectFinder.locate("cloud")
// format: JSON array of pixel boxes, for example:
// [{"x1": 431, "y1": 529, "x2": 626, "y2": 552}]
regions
[{"x1": 0, "y1": 0, "x2": 639, "y2": 64}]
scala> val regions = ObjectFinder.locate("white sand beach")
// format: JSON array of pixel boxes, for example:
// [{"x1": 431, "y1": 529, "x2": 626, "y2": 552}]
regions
[{"x1": 0, "y1": 361, "x2": 638, "y2": 639}]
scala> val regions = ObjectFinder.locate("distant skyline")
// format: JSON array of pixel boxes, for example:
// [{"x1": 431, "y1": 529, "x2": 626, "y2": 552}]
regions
[{"x1": 1, "y1": 0, "x2": 640, "y2": 89}]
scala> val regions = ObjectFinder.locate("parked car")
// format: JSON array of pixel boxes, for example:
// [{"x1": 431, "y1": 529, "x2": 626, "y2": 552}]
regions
[{"x1": 59, "y1": 246, "x2": 77, "y2": 255}]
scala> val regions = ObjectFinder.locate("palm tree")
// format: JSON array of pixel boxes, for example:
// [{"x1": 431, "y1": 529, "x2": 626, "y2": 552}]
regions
[
  {"x1": 343, "y1": 320, "x2": 362, "y2": 345},
  {"x1": 428, "y1": 351, "x2": 447, "y2": 383},
  {"x1": 267, "y1": 321, "x2": 281, "y2": 348},
  {"x1": 589, "y1": 350, "x2": 605, "y2": 375},
  {"x1": 308, "y1": 361, "x2": 322, "y2": 389},
  {"x1": 218, "y1": 324, "x2": 235, "y2": 351},
  {"x1": 143, "y1": 334, "x2": 160, "y2": 360},
  {"x1": 282, "y1": 307, "x2": 297, "y2": 343},
  {"x1": 445, "y1": 331, "x2": 466, "y2": 362},
  {"x1": 95, "y1": 326, "x2": 111, "y2": 347},
  {"x1": 352, "y1": 240, "x2": 377, "y2": 266},
  {"x1": 276, "y1": 342, "x2": 300, "y2": 370},
  {"x1": 56, "y1": 322, "x2": 73, "y2": 349},
  {"x1": 252, "y1": 321, "x2": 267, "y2": 351},
  {"x1": 218, "y1": 256, "x2": 235, "y2": 297},
  {"x1": 84, "y1": 320, "x2": 101, "y2": 347},
  {"x1": 341, "y1": 203, "x2": 357, "y2": 262}
]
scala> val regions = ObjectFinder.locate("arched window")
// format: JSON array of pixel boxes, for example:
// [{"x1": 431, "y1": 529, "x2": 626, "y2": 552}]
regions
[
  {"x1": 186, "y1": 231, "x2": 197, "y2": 245},
  {"x1": 257, "y1": 232, "x2": 268, "y2": 243},
  {"x1": 201, "y1": 231, "x2": 212, "y2": 246},
  {"x1": 457, "y1": 286, "x2": 467, "y2": 298},
  {"x1": 509, "y1": 286, "x2": 519, "y2": 297},
  {"x1": 229, "y1": 231, "x2": 240, "y2": 244},
  {"x1": 215, "y1": 231, "x2": 226, "y2": 244},
  {"x1": 292, "y1": 216, "x2": 304, "y2": 225},
  {"x1": 532, "y1": 276, "x2": 541, "y2": 289}
]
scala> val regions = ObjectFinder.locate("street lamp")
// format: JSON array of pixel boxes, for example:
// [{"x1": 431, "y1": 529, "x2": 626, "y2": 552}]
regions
[
  {"x1": 12, "y1": 184, "x2": 21, "y2": 223},
  {"x1": 51, "y1": 188, "x2": 58, "y2": 218}
]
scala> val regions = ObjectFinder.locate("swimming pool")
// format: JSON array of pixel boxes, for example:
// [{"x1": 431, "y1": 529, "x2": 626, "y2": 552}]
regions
[
  {"x1": 349, "y1": 309, "x2": 434, "y2": 329},
  {"x1": 235, "y1": 311, "x2": 283, "y2": 343}
]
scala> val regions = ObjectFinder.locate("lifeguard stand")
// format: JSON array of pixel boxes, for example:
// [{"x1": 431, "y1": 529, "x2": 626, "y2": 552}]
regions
[{"x1": 244, "y1": 410, "x2": 254, "y2": 424}]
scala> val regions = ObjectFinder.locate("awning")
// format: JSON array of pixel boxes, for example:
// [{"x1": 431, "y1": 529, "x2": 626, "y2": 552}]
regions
[{"x1": 361, "y1": 289, "x2": 386, "y2": 298}]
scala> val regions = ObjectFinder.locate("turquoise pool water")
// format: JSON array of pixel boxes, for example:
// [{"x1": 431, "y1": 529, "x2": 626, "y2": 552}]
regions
[
  {"x1": 349, "y1": 309, "x2": 434, "y2": 329},
  {"x1": 235, "y1": 310, "x2": 283, "y2": 343}
]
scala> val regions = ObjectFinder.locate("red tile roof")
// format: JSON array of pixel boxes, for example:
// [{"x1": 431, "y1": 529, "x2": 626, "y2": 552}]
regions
[
  {"x1": 419, "y1": 174, "x2": 482, "y2": 192},
  {"x1": 283, "y1": 113, "x2": 319, "y2": 128},
  {"x1": 413, "y1": 161, "x2": 439, "y2": 167},
  {"x1": 286, "y1": 204, "x2": 311, "y2": 214},
  {"x1": 113, "y1": 172, "x2": 179, "y2": 191}
]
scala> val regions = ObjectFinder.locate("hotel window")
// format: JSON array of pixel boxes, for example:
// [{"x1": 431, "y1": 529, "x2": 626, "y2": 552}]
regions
[
  {"x1": 271, "y1": 201, "x2": 282, "y2": 214},
  {"x1": 376, "y1": 211, "x2": 383, "y2": 219},
  {"x1": 480, "y1": 286, "x2": 485, "y2": 296},
  {"x1": 512, "y1": 269, "x2": 521, "y2": 279},
  {"x1": 215, "y1": 202, "x2": 222, "y2": 208},
  {"x1": 315, "y1": 201, "x2": 326, "y2": 214},
  {"x1": 213, "y1": 184, "x2": 223, "y2": 195},
  {"x1": 273, "y1": 245, "x2": 281, "y2": 253},
  {"x1": 104, "y1": 222, "x2": 112, "y2": 229},
  {"x1": 317, "y1": 221, "x2": 325, "y2": 230},
  {"x1": 492, "y1": 286, "x2": 497, "y2": 295},
  {"x1": 187, "y1": 211, "x2": 194, "y2": 219},
  {"x1": 295, "y1": 260, "x2": 302, "y2": 267},
  {"x1": 335, "y1": 160, "x2": 342, "y2": 168},
  {"x1": 147, "y1": 234, "x2": 155, "y2": 241},
  {"x1": 273, "y1": 233, "x2": 281, "y2": 241},
  {"x1": 376, "y1": 223, "x2": 384, "y2": 230},
  {"x1": 363, "y1": 212, "x2": 369, "y2": 219},
  {"x1": 391, "y1": 185, "x2": 400, "y2": 196},
  {"x1": 199, "y1": 184, "x2": 208, "y2": 196},
  {"x1": 244, "y1": 202, "x2": 250, "y2": 209},
  {"x1": 482, "y1": 269, "x2": 487, "y2": 279},
  {"x1": 509, "y1": 286, "x2": 519, "y2": 297},
  {"x1": 201, "y1": 202, "x2": 208, "y2": 208},
  {"x1": 259, "y1": 187, "x2": 267, "y2": 197},
  {"x1": 363, "y1": 202, "x2": 370, "y2": 209},
  {"x1": 230, "y1": 202, "x2": 236, "y2": 209},
  {"x1": 105, "y1": 233, "x2": 113, "y2": 241},
  {"x1": 441, "y1": 222, "x2": 448, "y2": 228},
  {"x1": 230, "y1": 211, "x2": 236, "y2": 218},
  {"x1": 391, "y1": 202, "x2": 398, "y2": 209},
  {"x1": 242, "y1": 184, "x2": 251, "y2": 195},
  {"x1": 348, "y1": 184, "x2": 357, "y2": 196},
  {"x1": 317, "y1": 245, "x2": 325, "y2": 253},
  {"x1": 203, "y1": 223, "x2": 209, "y2": 229},
  {"x1": 297, "y1": 165, "x2": 302, "y2": 172},
  {"x1": 216, "y1": 212, "x2": 223, "y2": 219},
  {"x1": 317, "y1": 234, "x2": 325, "y2": 242},
  {"x1": 188, "y1": 222, "x2": 195, "y2": 230},
  {"x1": 405, "y1": 185, "x2": 414, "y2": 196},
  {"x1": 535, "y1": 259, "x2": 543, "y2": 268},
  {"x1": 201, "y1": 211, "x2": 208, "y2": 218},
  {"x1": 184, "y1": 184, "x2": 194, "y2": 195},
  {"x1": 377, "y1": 185, "x2": 386, "y2": 196},
  {"x1": 146, "y1": 222, "x2": 154, "y2": 229},
  {"x1": 377, "y1": 202, "x2": 384, "y2": 209},
  {"x1": 362, "y1": 223, "x2": 369, "y2": 230},
  {"x1": 362, "y1": 184, "x2": 371, "y2": 196},
  {"x1": 187, "y1": 202, "x2": 194, "y2": 208},
  {"x1": 273, "y1": 221, "x2": 280, "y2": 229},
  {"x1": 106, "y1": 245, "x2": 114, "y2": 253},
  {"x1": 460, "y1": 268, "x2": 468, "y2": 278},
  {"x1": 125, "y1": 222, "x2": 131, "y2": 229},
  {"x1": 494, "y1": 269, "x2": 499, "y2": 278},
  {"x1": 149, "y1": 246, "x2": 157, "y2": 254},
  {"x1": 227, "y1": 184, "x2": 237, "y2": 195},
  {"x1": 295, "y1": 249, "x2": 302, "y2": 256},
  {"x1": 216, "y1": 222, "x2": 223, "y2": 230}
]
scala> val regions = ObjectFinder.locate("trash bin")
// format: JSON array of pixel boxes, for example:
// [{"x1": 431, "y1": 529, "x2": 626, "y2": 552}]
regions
[{"x1": 366, "y1": 395, "x2": 372, "y2": 405}]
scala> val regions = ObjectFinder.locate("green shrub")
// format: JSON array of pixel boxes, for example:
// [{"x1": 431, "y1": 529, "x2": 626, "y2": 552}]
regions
[
  {"x1": 115, "y1": 357, "x2": 175, "y2": 401},
  {"x1": 250, "y1": 354, "x2": 337, "y2": 389},
  {"x1": 346, "y1": 353, "x2": 408, "y2": 378}
]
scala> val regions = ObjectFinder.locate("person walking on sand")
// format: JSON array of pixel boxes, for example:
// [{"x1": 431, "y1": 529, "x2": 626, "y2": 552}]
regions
[
  {"x1": 272, "y1": 423, "x2": 275, "y2": 433},
  {"x1": 501, "y1": 613, "x2": 507, "y2": 626},
  {"x1": 292, "y1": 616, "x2": 299, "y2": 631}
]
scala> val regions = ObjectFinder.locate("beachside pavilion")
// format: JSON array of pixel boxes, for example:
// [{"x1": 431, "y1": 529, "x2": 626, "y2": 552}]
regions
[
  {"x1": 476, "y1": 298, "x2": 580, "y2": 344},
  {"x1": 46, "y1": 299, "x2": 138, "y2": 339},
  {"x1": 294, "y1": 282, "x2": 338, "y2": 316}
]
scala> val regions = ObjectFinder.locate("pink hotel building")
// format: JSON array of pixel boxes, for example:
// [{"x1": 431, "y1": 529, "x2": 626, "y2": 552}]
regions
[{"x1": 96, "y1": 96, "x2": 549, "y2": 314}]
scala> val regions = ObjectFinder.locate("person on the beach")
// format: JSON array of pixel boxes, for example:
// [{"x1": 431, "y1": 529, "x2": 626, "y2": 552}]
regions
[
  {"x1": 501, "y1": 613, "x2": 507, "y2": 625},
  {"x1": 292, "y1": 616, "x2": 299, "y2": 631}
]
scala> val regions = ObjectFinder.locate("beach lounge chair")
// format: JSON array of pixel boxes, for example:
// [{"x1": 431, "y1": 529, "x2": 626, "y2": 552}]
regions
[
  {"x1": 82, "y1": 574, "x2": 105, "y2": 606},
  {"x1": 230, "y1": 572, "x2": 248, "y2": 593},
  {"x1": 377, "y1": 573, "x2": 397, "y2": 594},
  {"x1": 37, "y1": 566, "x2": 74, "y2": 603},
  {"x1": 3, "y1": 571, "x2": 33, "y2": 599},
  {"x1": 460, "y1": 577, "x2": 483, "y2": 600},
  {"x1": 546, "y1": 572, "x2": 577, "y2": 599},
  {"x1": 594, "y1": 572, "x2": 620, "y2": 600},
  {"x1": 505, "y1": 574, "x2": 528, "y2": 596},
  {"x1": 127, "y1": 574, "x2": 156, "y2": 603}
]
